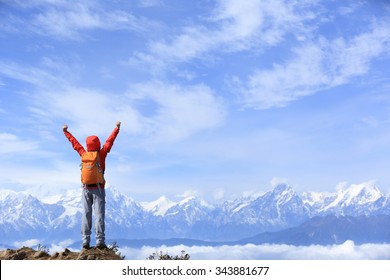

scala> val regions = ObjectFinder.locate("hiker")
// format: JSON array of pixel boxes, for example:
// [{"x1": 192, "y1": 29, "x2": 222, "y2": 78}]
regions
[{"x1": 63, "y1": 121, "x2": 121, "y2": 250}]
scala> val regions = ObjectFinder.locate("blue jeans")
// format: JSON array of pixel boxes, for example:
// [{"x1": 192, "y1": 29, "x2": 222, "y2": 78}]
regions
[{"x1": 81, "y1": 188, "x2": 106, "y2": 246}]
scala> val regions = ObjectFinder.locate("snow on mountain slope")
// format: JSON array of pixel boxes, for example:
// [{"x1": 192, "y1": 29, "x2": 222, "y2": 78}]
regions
[
  {"x1": 0, "y1": 189, "x2": 65, "y2": 243},
  {"x1": 165, "y1": 196, "x2": 215, "y2": 225},
  {"x1": 42, "y1": 189, "x2": 81, "y2": 220},
  {"x1": 1, "y1": 182, "x2": 390, "y2": 244},
  {"x1": 221, "y1": 184, "x2": 310, "y2": 226},
  {"x1": 302, "y1": 181, "x2": 387, "y2": 216},
  {"x1": 326, "y1": 182, "x2": 381, "y2": 208},
  {"x1": 141, "y1": 196, "x2": 176, "y2": 216},
  {"x1": 0, "y1": 189, "x2": 64, "y2": 226}
]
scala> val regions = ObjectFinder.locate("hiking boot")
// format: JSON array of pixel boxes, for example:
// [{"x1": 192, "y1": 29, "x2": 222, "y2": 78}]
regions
[
  {"x1": 95, "y1": 243, "x2": 107, "y2": 250},
  {"x1": 82, "y1": 243, "x2": 91, "y2": 250}
]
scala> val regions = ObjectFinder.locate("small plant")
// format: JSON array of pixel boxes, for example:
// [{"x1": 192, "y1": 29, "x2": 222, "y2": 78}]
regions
[
  {"x1": 108, "y1": 241, "x2": 125, "y2": 260},
  {"x1": 147, "y1": 250, "x2": 190, "y2": 260},
  {"x1": 36, "y1": 244, "x2": 49, "y2": 254}
]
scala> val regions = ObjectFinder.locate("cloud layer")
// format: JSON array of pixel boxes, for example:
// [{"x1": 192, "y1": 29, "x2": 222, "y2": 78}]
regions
[{"x1": 119, "y1": 241, "x2": 390, "y2": 260}]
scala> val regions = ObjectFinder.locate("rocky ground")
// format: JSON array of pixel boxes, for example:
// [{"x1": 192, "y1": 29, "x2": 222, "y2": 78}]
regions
[{"x1": 0, "y1": 246, "x2": 125, "y2": 260}]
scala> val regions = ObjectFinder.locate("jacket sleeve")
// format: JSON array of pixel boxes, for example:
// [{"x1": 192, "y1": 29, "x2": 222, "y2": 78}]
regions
[
  {"x1": 101, "y1": 127, "x2": 120, "y2": 154},
  {"x1": 64, "y1": 131, "x2": 86, "y2": 156}
]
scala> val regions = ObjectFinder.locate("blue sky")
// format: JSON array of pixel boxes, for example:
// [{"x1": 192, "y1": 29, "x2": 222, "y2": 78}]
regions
[{"x1": 1, "y1": 0, "x2": 390, "y2": 202}]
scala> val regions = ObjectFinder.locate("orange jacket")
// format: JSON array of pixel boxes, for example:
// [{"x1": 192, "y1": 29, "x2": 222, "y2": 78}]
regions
[{"x1": 64, "y1": 127, "x2": 120, "y2": 186}]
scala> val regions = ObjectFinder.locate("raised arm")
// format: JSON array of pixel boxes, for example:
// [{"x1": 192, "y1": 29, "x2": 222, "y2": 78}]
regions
[
  {"x1": 101, "y1": 121, "x2": 121, "y2": 154},
  {"x1": 63, "y1": 124, "x2": 86, "y2": 156}
]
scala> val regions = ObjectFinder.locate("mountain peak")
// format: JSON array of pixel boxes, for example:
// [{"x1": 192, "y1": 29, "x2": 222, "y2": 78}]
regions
[
  {"x1": 178, "y1": 196, "x2": 214, "y2": 210},
  {"x1": 141, "y1": 196, "x2": 176, "y2": 216},
  {"x1": 345, "y1": 182, "x2": 381, "y2": 195},
  {"x1": 272, "y1": 183, "x2": 293, "y2": 194},
  {"x1": 339, "y1": 182, "x2": 382, "y2": 205},
  {"x1": 270, "y1": 184, "x2": 297, "y2": 204},
  {"x1": 0, "y1": 189, "x2": 18, "y2": 200}
]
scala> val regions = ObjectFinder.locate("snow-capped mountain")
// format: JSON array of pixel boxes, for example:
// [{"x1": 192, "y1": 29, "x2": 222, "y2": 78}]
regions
[
  {"x1": 42, "y1": 189, "x2": 82, "y2": 230},
  {"x1": 203, "y1": 184, "x2": 312, "y2": 240},
  {"x1": 302, "y1": 181, "x2": 390, "y2": 216},
  {"x1": 0, "y1": 190, "x2": 65, "y2": 242},
  {"x1": 164, "y1": 196, "x2": 215, "y2": 239},
  {"x1": 227, "y1": 184, "x2": 311, "y2": 226},
  {"x1": 1, "y1": 182, "x2": 390, "y2": 245},
  {"x1": 141, "y1": 196, "x2": 176, "y2": 216}
]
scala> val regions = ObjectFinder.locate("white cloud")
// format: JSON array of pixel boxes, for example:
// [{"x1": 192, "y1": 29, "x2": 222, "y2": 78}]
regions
[
  {"x1": 13, "y1": 239, "x2": 41, "y2": 248},
  {"x1": 35, "y1": 4, "x2": 102, "y2": 31},
  {"x1": 137, "y1": 0, "x2": 162, "y2": 8},
  {"x1": 213, "y1": 0, "x2": 309, "y2": 46},
  {"x1": 134, "y1": 0, "x2": 313, "y2": 70},
  {"x1": 129, "y1": 81, "x2": 226, "y2": 144},
  {"x1": 239, "y1": 22, "x2": 390, "y2": 109},
  {"x1": 271, "y1": 177, "x2": 289, "y2": 187},
  {"x1": 119, "y1": 241, "x2": 390, "y2": 260},
  {"x1": 33, "y1": 6, "x2": 142, "y2": 39},
  {"x1": 0, "y1": 160, "x2": 80, "y2": 193},
  {"x1": 213, "y1": 188, "x2": 225, "y2": 200},
  {"x1": 33, "y1": 80, "x2": 226, "y2": 145},
  {"x1": 329, "y1": 23, "x2": 390, "y2": 84},
  {"x1": 149, "y1": 26, "x2": 214, "y2": 63},
  {"x1": 0, "y1": 61, "x2": 62, "y2": 89},
  {"x1": 0, "y1": 133, "x2": 40, "y2": 156},
  {"x1": 239, "y1": 43, "x2": 325, "y2": 109},
  {"x1": 0, "y1": 60, "x2": 226, "y2": 146},
  {"x1": 338, "y1": 2, "x2": 365, "y2": 16},
  {"x1": 3, "y1": 0, "x2": 68, "y2": 8},
  {"x1": 30, "y1": 87, "x2": 143, "y2": 137},
  {"x1": 48, "y1": 239, "x2": 75, "y2": 254},
  {"x1": 1, "y1": 0, "x2": 151, "y2": 40}
]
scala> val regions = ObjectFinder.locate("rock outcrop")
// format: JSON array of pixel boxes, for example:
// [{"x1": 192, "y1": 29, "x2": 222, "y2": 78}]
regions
[{"x1": 0, "y1": 246, "x2": 124, "y2": 260}]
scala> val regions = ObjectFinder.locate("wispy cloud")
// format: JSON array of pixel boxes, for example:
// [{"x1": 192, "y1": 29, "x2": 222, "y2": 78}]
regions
[
  {"x1": 137, "y1": 0, "x2": 163, "y2": 8},
  {"x1": 238, "y1": 21, "x2": 390, "y2": 109},
  {"x1": 127, "y1": 81, "x2": 226, "y2": 143},
  {"x1": 30, "y1": 81, "x2": 226, "y2": 145},
  {"x1": 211, "y1": 0, "x2": 313, "y2": 47},
  {"x1": 0, "y1": 61, "x2": 63, "y2": 89},
  {"x1": 238, "y1": 43, "x2": 325, "y2": 109},
  {"x1": 29, "y1": 87, "x2": 142, "y2": 137},
  {"x1": 130, "y1": 0, "x2": 390, "y2": 110},
  {"x1": 0, "y1": 61, "x2": 226, "y2": 145},
  {"x1": 13, "y1": 239, "x2": 40, "y2": 248},
  {"x1": 1, "y1": 0, "x2": 153, "y2": 40},
  {"x1": 0, "y1": 159, "x2": 80, "y2": 193},
  {"x1": 132, "y1": 0, "x2": 315, "y2": 72},
  {"x1": 0, "y1": 133, "x2": 40, "y2": 156}
]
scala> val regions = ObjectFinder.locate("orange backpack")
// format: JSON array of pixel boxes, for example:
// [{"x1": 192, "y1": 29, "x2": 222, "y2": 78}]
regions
[{"x1": 80, "y1": 151, "x2": 104, "y2": 185}]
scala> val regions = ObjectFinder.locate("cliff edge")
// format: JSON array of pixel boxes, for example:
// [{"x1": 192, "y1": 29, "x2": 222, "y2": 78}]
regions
[{"x1": 0, "y1": 246, "x2": 124, "y2": 260}]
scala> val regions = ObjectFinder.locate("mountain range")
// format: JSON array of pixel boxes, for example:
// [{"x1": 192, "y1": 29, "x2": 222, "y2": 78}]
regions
[{"x1": 1, "y1": 182, "x2": 390, "y2": 247}]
